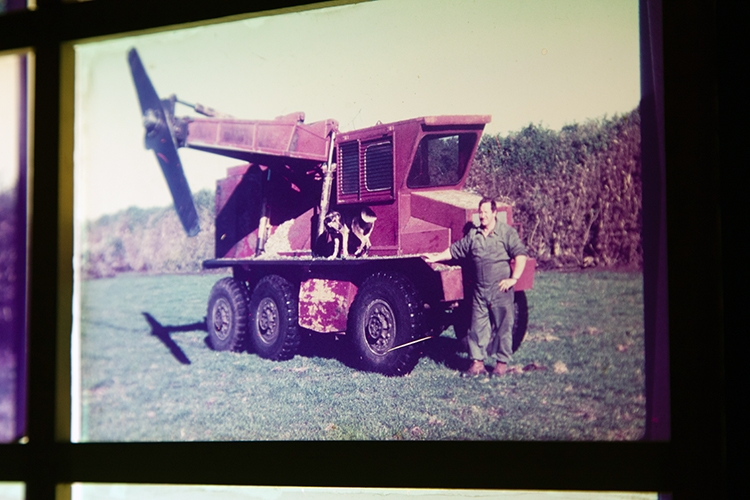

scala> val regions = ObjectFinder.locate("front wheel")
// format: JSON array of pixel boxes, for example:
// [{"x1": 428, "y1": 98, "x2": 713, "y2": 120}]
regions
[
  {"x1": 248, "y1": 275, "x2": 300, "y2": 360},
  {"x1": 207, "y1": 277, "x2": 249, "y2": 352},
  {"x1": 348, "y1": 272, "x2": 424, "y2": 376}
]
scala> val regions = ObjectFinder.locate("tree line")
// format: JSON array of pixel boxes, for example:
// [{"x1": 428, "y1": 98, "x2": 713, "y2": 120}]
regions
[
  {"x1": 467, "y1": 107, "x2": 641, "y2": 269},
  {"x1": 82, "y1": 189, "x2": 216, "y2": 279}
]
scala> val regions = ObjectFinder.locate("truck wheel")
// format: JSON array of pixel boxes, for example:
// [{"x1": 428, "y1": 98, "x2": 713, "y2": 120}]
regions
[
  {"x1": 512, "y1": 290, "x2": 529, "y2": 352},
  {"x1": 207, "y1": 277, "x2": 249, "y2": 352},
  {"x1": 348, "y1": 272, "x2": 424, "y2": 376},
  {"x1": 248, "y1": 275, "x2": 300, "y2": 360}
]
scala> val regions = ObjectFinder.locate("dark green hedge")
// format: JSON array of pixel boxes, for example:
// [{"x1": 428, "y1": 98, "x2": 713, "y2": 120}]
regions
[{"x1": 467, "y1": 108, "x2": 642, "y2": 269}]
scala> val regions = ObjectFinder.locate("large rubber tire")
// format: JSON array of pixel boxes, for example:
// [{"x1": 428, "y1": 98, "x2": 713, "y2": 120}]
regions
[
  {"x1": 248, "y1": 275, "x2": 301, "y2": 360},
  {"x1": 348, "y1": 272, "x2": 424, "y2": 376},
  {"x1": 512, "y1": 290, "x2": 529, "y2": 353},
  {"x1": 207, "y1": 277, "x2": 249, "y2": 352}
]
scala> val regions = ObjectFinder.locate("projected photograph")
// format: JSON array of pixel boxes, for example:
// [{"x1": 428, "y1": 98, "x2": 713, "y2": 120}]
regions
[
  {"x1": 0, "y1": 51, "x2": 29, "y2": 443},
  {"x1": 73, "y1": 0, "x2": 648, "y2": 441}
]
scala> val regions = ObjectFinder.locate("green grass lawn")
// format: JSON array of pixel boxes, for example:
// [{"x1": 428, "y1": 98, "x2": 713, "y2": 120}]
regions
[{"x1": 78, "y1": 269, "x2": 645, "y2": 441}]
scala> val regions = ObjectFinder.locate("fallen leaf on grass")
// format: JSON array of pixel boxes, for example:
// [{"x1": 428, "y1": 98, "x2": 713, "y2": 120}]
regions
[
  {"x1": 618, "y1": 338, "x2": 636, "y2": 351},
  {"x1": 573, "y1": 410, "x2": 597, "y2": 422},
  {"x1": 542, "y1": 334, "x2": 560, "y2": 342},
  {"x1": 487, "y1": 407, "x2": 505, "y2": 418},
  {"x1": 617, "y1": 411, "x2": 634, "y2": 422},
  {"x1": 291, "y1": 366, "x2": 310, "y2": 373},
  {"x1": 324, "y1": 423, "x2": 337, "y2": 431},
  {"x1": 427, "y1": 415, "x2": 444, "y2": 426},
  {"x1": 523, "y1": 362, "x2": 547, "y2": 372},
  {"x1": 586, "y1": 327, "x2": 601, "y2": 335},
  {"x1": 411, "y1": 426, "x2": 424, "y2": 438},
  {"x1": 605, "y1": 429, "x2": 640, "y2": 440},
  {"x1": 553, "y1": 361, "x2": 569, "y2": 373}
]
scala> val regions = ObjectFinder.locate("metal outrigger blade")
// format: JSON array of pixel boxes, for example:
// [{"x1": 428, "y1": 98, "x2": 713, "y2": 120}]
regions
[{"x1": 127, "y1": 48, "x2": 200, "y2": 236}]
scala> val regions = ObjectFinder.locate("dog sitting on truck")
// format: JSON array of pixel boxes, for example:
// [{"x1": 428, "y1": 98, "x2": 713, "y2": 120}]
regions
[{"x1": 322, "y1": 207, "x2": 377, "y2": 259}]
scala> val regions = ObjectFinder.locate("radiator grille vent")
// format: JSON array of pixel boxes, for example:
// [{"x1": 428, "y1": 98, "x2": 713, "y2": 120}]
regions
[
  {"x1": 364, "y1": 141, "x2": 393, "y2": 192},
  {"x1": 340, "y1": 141, "x2": 359, "y2": 195}
]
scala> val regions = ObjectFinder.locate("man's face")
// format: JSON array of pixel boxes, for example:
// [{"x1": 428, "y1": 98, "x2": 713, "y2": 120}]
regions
[{"x1": 478, "y1": 202, "x2": 496, "y2": 229}]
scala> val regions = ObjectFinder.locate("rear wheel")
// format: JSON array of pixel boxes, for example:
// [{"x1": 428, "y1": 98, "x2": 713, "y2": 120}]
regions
[
  {"x1": 207, "y1": 277, "x2": 249, "y2": 351},
  {"x1": 512, "y1": 290, "x2": 529, "y2": 352},
  {"x1": 248, "y1": 275, "x2": 300, "y2": 360},
  {"x1": 348, "y1": 272, "x2": 424, "y2": 376}
]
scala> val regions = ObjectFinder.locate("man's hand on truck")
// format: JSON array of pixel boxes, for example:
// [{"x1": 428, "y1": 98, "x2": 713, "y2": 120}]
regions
[{"x1": 421, "y1": 248, "x2": 453, "y2": 263}]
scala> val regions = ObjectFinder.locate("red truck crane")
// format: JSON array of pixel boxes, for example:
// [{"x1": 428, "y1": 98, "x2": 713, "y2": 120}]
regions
[{"x1": 128, "y1": 48, "x2": 536, "y2": 375}]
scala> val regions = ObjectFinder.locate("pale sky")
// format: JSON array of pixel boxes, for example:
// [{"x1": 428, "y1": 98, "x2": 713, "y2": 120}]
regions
[
  {"x1": 0, "y1": 53, "x2": 21, "y2": 192},
  {"x1": 74, "y1": 0, "x2": 640, "y2": 220},
  {"x1": 72, "y1": 485, "x2": 657, "y2": 500}
]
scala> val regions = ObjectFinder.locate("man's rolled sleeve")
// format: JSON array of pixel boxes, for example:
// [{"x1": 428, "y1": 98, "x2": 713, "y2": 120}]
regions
[
  {"x1": 449, "y1": 232, "x2": 473, "y2": 260},
  {"x1": 505, "y1": 227, "x2": 528, "y2": 259}
]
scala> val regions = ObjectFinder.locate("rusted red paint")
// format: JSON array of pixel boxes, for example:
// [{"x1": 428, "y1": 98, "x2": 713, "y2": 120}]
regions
[
  {"x1": 336, "y1": 116, "x2": 488, "y2": 205},
  {"x1": 298, "y1": 279, "x2": 358, "y2": 333},
  {"x1": 512, "y1": 257, "x2": 536, "y2": 291},
  {"x1": 187, "y1": 115, "x2": 337, "y2": 163},
  {"x1": 217, "y1": 230, "x2": 257, "y2": 259},
  {"x1": 216, "y1": 165, "x2": 246, "y2": 213},
  {"x1": 364, "y1": 203, "x2": 398, "y2": 253},
  {"x1": 400, "y1": 217, "x2": 450, "y2": 255},
  {"x1": 437, "y1": 265, "x2": 465, "y2": 301}
]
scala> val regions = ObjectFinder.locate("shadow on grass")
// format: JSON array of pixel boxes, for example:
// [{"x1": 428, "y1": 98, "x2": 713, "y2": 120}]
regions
[
  {"x1": 420, "y1": 335, "x2": 471, "y2": 372},
  {"x1": 142, "y1": 312, "x2": 207, "y2": 365},
  {"x1": 139, "y1": 311, "x2": 470, "y2": 374},
  {"x1": 296, "y1": 330, "x2": 471, "y2": 373},
  {"x1": 297, "y1": 330, "x2": 353, "y2": 367}
]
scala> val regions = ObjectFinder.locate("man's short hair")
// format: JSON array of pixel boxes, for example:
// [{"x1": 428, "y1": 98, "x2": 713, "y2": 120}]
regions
[{"x1": 478, "y1": 197, "x2": 497, "y2": 212}]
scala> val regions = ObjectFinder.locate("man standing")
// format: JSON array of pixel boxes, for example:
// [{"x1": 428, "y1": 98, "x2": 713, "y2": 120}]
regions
[{"x1": 423, "y1": 198, "x2": 527, "y2": 377}]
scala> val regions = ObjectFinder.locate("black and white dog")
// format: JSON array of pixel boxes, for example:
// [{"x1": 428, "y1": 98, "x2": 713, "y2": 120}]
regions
[{"x1": 323, "y1": 207, "x2": 377, "y2": 259}]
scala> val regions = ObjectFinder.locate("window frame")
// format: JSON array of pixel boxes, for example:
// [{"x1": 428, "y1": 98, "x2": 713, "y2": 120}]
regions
[{"x1": 0, "y1": 1, "x2": 730, "y2": 499}]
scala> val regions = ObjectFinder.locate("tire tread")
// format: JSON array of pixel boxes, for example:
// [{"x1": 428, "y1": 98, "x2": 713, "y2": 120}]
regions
[
  {"x1": 207, "y1": 277, "x2": 249, "y2": 352},
  {"x1": 348, "y1": 271, "x2": 424, "y2": 376},
  {"x1": 249, "y1": 274, "x2": 300, "y2": 361}
]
